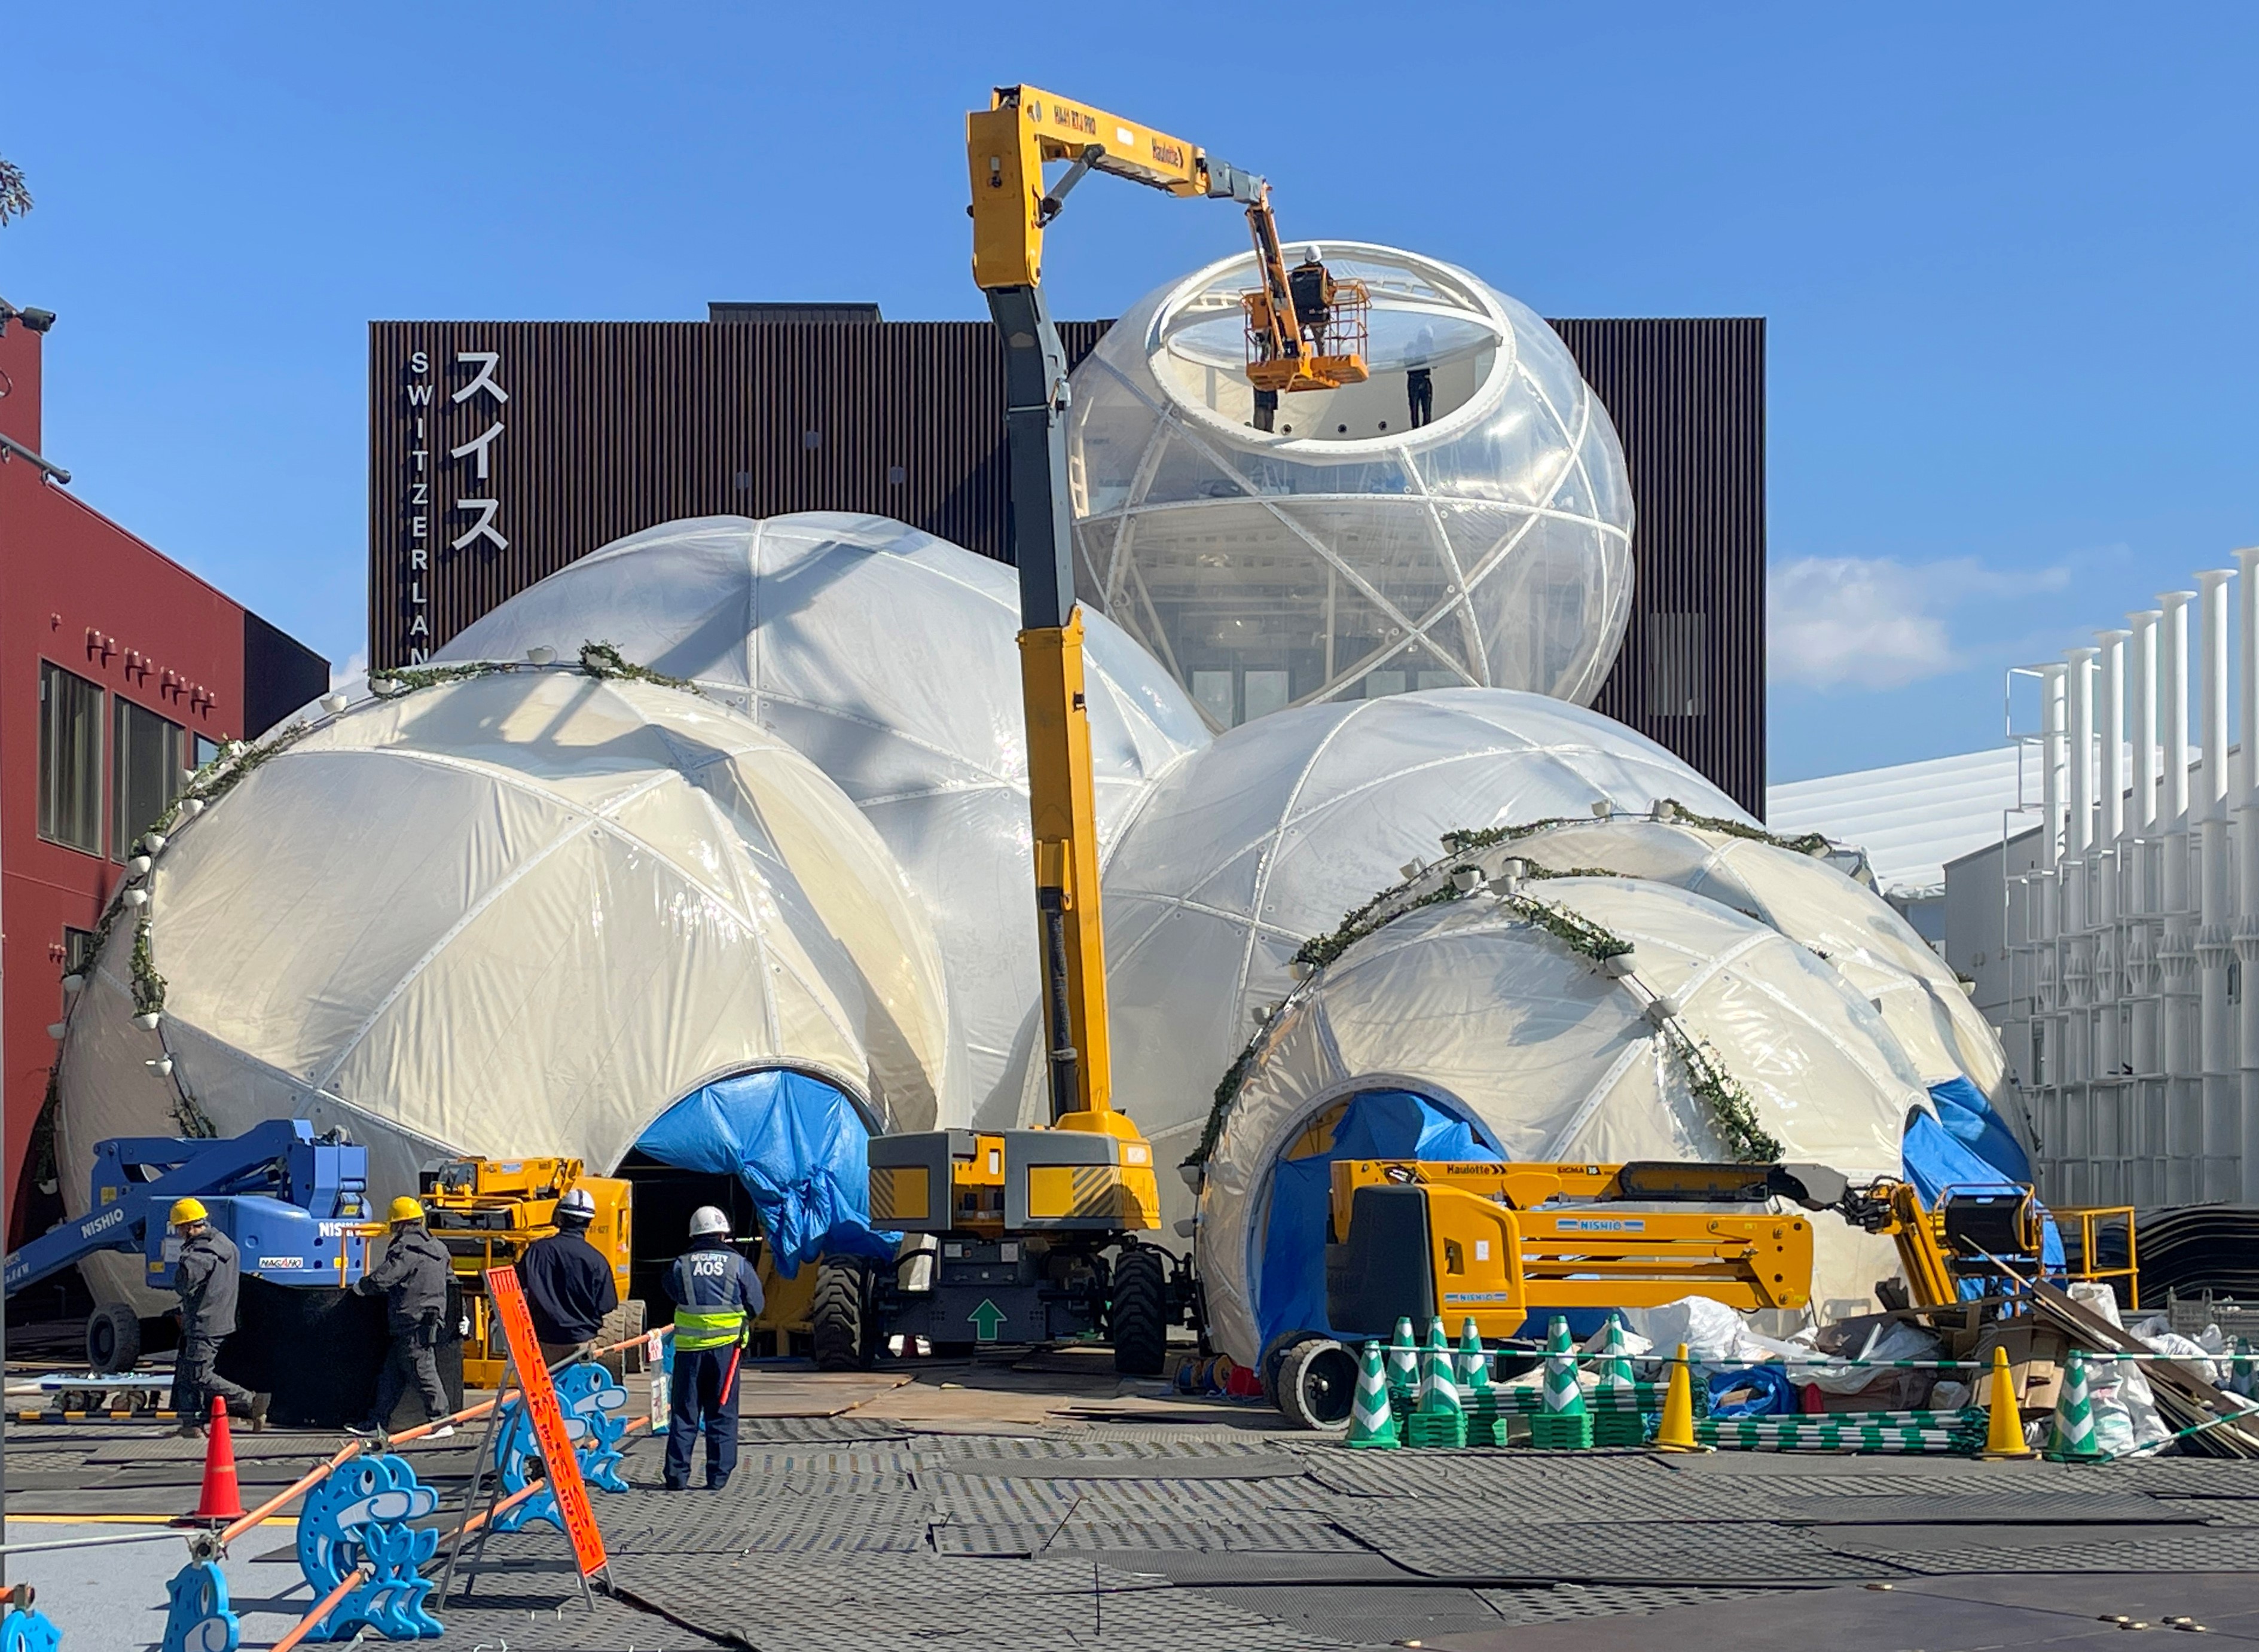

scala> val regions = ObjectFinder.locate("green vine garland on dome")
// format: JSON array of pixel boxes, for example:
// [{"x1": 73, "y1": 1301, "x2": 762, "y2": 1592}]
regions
[
  {"x1": 1663, "y1": 1027, "x2": 1783, "y2": 1163},
  {"x1": 367, "y1": 659, "x2": 513, "y2": 695},
  {"x1": 1192, "y1": 814, "x2": 1790, "y2": 1171},
  {"x1": 577, "y1": 640, "x2": 701, "y2": 693}
]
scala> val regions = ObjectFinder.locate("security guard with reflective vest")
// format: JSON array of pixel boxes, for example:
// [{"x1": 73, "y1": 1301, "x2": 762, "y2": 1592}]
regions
[
  {"x1": 662, "y1": 1205, "x2": 764, "y2": 1491},
  {"x1": 167, "y1": 1198, "x2": 270, "y2": 1436},
  {"x1": 350, "y1": 1195, "x2": 456, "y2": 1439}
]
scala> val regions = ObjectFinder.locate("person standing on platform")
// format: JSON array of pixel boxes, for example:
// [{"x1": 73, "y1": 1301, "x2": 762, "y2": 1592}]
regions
[
  {"x1": 520, "y1": 1186, "x2": 619, "y2": 1370},
  {"x1": 167, "y1": 1198, "x2": 268, "y2": 1437},
  {"x1": 350, "y1": 1195, "x2": 456, "y2": 1439},
  {"x1": 661, "y1": 1205, "x2": 763, "y2": 1491}
]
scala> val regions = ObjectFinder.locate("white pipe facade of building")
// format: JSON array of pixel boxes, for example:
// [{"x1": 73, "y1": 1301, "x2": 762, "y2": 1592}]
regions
[{"x1": 2002, "y1": 562, "x2": 2259, "y2": 1209}]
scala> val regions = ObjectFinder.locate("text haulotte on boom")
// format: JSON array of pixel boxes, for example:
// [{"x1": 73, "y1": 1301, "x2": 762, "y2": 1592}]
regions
[{"x1": 402, "y1": 347, "x2": 509, "y2": 665}]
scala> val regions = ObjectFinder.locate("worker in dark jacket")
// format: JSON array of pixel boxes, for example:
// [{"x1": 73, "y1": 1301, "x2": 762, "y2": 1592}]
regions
[
  {"x1": 167, "y1": 1198, "x2": 269, "y2": 1437},
  {"x1": 520, "y1": 1186, "x2": 619, "y2": 1369},
  {"x1": 350, "y1": 1196, "x2": 456, "y2": 1438},
  {"x1": 661, "y1": 1205, "x2": 763, "y2": 1491}
]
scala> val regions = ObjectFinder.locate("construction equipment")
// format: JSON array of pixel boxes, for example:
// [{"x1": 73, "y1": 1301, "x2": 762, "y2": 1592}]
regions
[
  {"x1": 1272, "y1": 1154, "x2": 2133, "y2": 1428},
  {"x1": 1325, "y1": 1158, "x2": 1839, "y2": 1343},
  {"x1": 1835, "y1": 1176, "x2": 2138, "y2": 1310},
  {"x1": 835, "y1": 87, "x2": 1359, "y2": 1376},
  {"x1": 419, "y1": 1156, "x2": 635, "y2": 1387},
  {"x1": 2, "y1": 1118, "x2": 376, "y2": 1372}
]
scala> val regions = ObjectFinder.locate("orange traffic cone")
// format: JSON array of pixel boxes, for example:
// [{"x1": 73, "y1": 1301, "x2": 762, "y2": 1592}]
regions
[{"x1": 188, "y1": 1397, "x2": 244, "y2": 1523}]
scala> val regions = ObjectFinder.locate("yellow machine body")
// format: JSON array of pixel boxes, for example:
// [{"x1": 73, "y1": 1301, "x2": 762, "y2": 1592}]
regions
[
  {"x1": 1326, "y1": 1158, "x2": 1815, "y2": 1337},
  {"x1": 869, "y1": 1127, "x2": 1158, "y2": 1238},
  {"x1": 1327, "y1": 1159, "x2": 2142, "y2": 1336},
  {"x1": 420, "y1": 1156, "x2": 633, "y2": 1387}
]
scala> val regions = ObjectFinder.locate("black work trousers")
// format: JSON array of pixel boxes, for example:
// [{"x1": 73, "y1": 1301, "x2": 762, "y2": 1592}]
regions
[
  {"x1": 364, "y1": 1319, "x2": 450, "y2": 1429},
  {"x1": 175, "y1": 1330, "x2": 254, "y2": 1423},
  {"x1": 663, "y1": 1344, "x2": 740, "y2": 1489}
]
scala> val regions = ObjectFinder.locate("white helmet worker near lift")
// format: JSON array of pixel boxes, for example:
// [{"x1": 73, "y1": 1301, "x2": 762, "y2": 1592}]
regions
[
  {"x1": 166, "y1": 1197, "x2": 270, "y2": 1437},
  {"x1": 661, "y1": 1204, "x2": 764, "y2": 1492},
  {"x1": 519, "y1": 1186, "x2": 619, "y2": 1372}
]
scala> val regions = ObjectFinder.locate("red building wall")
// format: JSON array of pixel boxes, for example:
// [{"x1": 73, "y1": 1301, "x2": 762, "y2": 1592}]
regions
[{"x1": 0, "y1": 323, "x2": 253, "y2": 1236}]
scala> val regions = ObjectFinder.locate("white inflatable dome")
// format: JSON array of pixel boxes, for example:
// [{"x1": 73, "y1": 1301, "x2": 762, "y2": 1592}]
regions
[
  {"x1": 1068, "y1": 244, "x2": 1635, "y2": 729},
  {"x1": 1098, "y1": 688, "x2": 1747, "y2": 1216},
  {"x1": 56, "y1": 667, "x2": 950, "y2": 1308},
  {"x1": 1507, "y1": 817, "x2": 2016, "y2": 1113},
  {"x1": 437, "y1": 513, "x2": 1208, "y2": 1123},
  {"x1": 1195, "y1": 877, "x2": 1931, "y2": 1365}
]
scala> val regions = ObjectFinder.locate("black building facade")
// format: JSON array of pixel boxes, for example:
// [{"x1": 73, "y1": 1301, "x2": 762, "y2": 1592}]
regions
[{"x1": 368, "y1": 312, "x2": 1765, "y2": 813}]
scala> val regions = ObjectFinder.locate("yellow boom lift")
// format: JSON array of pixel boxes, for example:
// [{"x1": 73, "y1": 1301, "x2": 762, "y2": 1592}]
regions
[
  {"x1": 836, "y1": 87, "x2": 1371, "y2": 1375},
  {"x1": 420, "y1": 1156, "x2": 637, "y2": 1387},
  {"x1": 1262, "y1": 1155, "x2": 2133, "y2": 1427}
]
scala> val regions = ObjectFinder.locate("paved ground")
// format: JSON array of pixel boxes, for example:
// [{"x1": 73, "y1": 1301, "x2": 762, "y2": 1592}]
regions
[{"x1": 8, "y1": 1346, "x2": 2259, "y2": 1650}]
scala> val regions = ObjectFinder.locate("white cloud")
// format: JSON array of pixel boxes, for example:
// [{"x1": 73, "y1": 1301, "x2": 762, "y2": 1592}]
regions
[
  {"x1": 332, "y1": 650, "x2": 367, "y2": 692},
  {"x1": 1768, "y1": 555, "x2": 2070, "y2": 691}
]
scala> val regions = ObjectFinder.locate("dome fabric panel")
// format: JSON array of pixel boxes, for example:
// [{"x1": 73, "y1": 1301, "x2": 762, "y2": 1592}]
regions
[
  {"x1": 1509, "y1": 818, "x2": 2017, "y2": 1124},
  {"x1": 436, "y1": 513, "x2": 1208, "y2": 1122},
  {"x1": 1099, "y1": 686, "x2": 1750, "y2": 1219},
  {"x1": 1195, "y1": 878, "x2": 1926, "y2": 1365},
  {"x1": 55, "y1": 669, "x2": 950, "y2": 1312}
]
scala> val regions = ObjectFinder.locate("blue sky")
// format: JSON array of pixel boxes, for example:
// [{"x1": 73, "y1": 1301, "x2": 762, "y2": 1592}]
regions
[{"x1": 2, "y1": 4, "x2": 2252, "y2": 785}]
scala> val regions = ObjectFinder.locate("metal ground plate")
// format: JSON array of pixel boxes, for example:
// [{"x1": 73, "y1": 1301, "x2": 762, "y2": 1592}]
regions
[
  {"x1": 1333, "y1": 1513, "x2": 1906, "y2": 1583},
  {"x1": 923, "y1": 1453, "x2": 1309, "y2": 1479},
  {"x1": 1818, "y1": 1528, "x2": 2259, "y2": 1574}
]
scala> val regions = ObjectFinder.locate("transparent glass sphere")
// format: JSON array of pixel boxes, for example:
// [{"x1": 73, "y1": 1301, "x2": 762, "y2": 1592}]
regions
[{"x1": 1068, "y1": 243, "x2": 1635, "y2": 731}]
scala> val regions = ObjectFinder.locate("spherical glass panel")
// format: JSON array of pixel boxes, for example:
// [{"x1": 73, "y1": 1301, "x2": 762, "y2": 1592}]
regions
[{"x1": 1068, "y1": 243, "x2": 1635, "y2": 730}]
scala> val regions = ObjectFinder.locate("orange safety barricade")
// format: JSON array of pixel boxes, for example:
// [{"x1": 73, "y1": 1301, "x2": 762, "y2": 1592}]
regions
[{"x1": 486, "y1": 1264, "x2": 610, "y2": 1580}]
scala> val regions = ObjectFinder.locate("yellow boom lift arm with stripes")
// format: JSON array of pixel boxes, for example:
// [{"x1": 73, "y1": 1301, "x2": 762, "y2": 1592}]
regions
[{"x1": 851, "y1": 86, "x2": 1369, "y2": 1375}]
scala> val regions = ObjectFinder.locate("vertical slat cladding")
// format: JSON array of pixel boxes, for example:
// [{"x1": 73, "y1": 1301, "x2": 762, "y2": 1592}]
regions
[
  {"x1": 368, "y1": 317, "x2": 1762, "y2": 811},
  {"x1": 1551, "y1": 318, "x2": 1766, "y2": 819}
]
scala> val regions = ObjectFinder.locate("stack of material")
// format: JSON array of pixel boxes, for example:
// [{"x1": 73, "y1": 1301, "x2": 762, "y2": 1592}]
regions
[
  {"x1": 2032, "y1": 1278, "x2": 2259, "y2": 1458},
  {"x1": 2138, "y1": 1206, "x2": 2259, "y2": 1305}
]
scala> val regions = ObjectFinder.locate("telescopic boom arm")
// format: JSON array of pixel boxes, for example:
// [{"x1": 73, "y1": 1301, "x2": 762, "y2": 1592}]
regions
[{"x1": 967, "y1": 85, "x2": 1362, "y2": 1138}]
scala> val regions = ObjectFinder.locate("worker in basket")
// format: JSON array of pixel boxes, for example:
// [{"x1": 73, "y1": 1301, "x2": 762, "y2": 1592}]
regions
[
  {"x1": 662, "y1": 1204, "x2": 764, "y2": 1491},
  {"x1": 167, "y1": 1197, "x2": 270, "y2": 1437},
  {"x1": 521, "y1": 1186, "x2": 619, "y2": 1370},
  {"x1": 350, "y1": 1196, "x2": 456, "y2": 1440}
]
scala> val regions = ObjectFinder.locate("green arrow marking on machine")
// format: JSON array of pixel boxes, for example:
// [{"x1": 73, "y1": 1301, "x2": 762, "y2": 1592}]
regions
[{"x1": 968, "y1": 1299, "x2": 1008, "y2": 1342}]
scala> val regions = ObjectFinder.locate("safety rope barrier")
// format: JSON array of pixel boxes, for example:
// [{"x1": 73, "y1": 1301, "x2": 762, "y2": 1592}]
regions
[
  {"x1": 1540, "y1": 1349, "x2": 2241, "y2": 1370},
  {"x1": 268, "y1": 1564, "x2": 368, "y2": 1652}
]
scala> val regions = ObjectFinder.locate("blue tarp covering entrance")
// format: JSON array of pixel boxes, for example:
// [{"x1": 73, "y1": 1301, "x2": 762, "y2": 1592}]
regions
[
  {"x1": 1925, "y1": 1076, "x2": 2031, "y2": 1183},
  {"x1": 1254, "y1": 1090, "x2": 1501, "y2": 1355},
  {"x1": 634, "y1": 1069, "x2": 898, "y2": 1276},
  {"x1": 1902, "y1": 1078, "x2": 2061, "y2": 1290}
]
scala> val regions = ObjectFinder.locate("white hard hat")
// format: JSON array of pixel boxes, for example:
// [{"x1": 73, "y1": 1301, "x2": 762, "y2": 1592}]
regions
[
  {"x1": 557, "y1": 1188, "x2": 596, "y2": 1221},
  {"x1": 688, "y1": 1205, "x2": 731, "y2": 1239}
]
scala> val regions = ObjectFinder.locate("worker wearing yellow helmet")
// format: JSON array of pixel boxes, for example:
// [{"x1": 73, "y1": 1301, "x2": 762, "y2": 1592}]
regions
[
  {"x1": 166, "y1": 1196, "x2": 270, "y2": 1437},
  {"x1": 347, "y1": 1192, "x2": 456, "y2": 1439}
]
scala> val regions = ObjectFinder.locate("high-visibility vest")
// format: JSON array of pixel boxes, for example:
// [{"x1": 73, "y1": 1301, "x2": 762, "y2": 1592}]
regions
[{"x1": 672, "y1": 1305, "x2": 746, "y2": 1352}]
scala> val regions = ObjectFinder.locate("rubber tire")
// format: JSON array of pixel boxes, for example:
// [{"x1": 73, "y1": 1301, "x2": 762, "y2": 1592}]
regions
[
  {"x1": 1109, "y1": 1247, "x2": 1168, "y2": 1377},
  {"x1": 86, "y1": 1302, "x2": 141, "y2": 1375},
  {"x1": 811, "y1": 1256, "x2": 878, "y2": 1372},
  {"x1": 597, "y1": 1297, "x2": 646, "y2": 1378},
  {"x1": 1277, "y1": 1336, "x2": 1359, "y2": 1431},
  {"x1": 1257, "y1": 1331, "x2": 1314, "y2": 1411}
]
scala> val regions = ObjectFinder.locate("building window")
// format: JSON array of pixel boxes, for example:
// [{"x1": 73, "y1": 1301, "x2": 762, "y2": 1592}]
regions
[
  {"x1": 38, "y1": 662, "x2": 103, "y2": 854},
  {"x1": 1646, "y1": 612, "x2": 1708, "y2": 717},
  {"x1": 113, "y1": 698, "x2": 187, "y2": 862},
  {"x1": 63, "y1": 927, "x2": 96, "y2": 975},
  {"x1": 193, "y1": 734, "x2": 221, "y2": 774},
  {"x1": 1243, "y1": 670, "x2": 1290, "y2": 722},
  {"x1": 1192, "y1": 671, "x2": 1234, "y2": 727}
]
